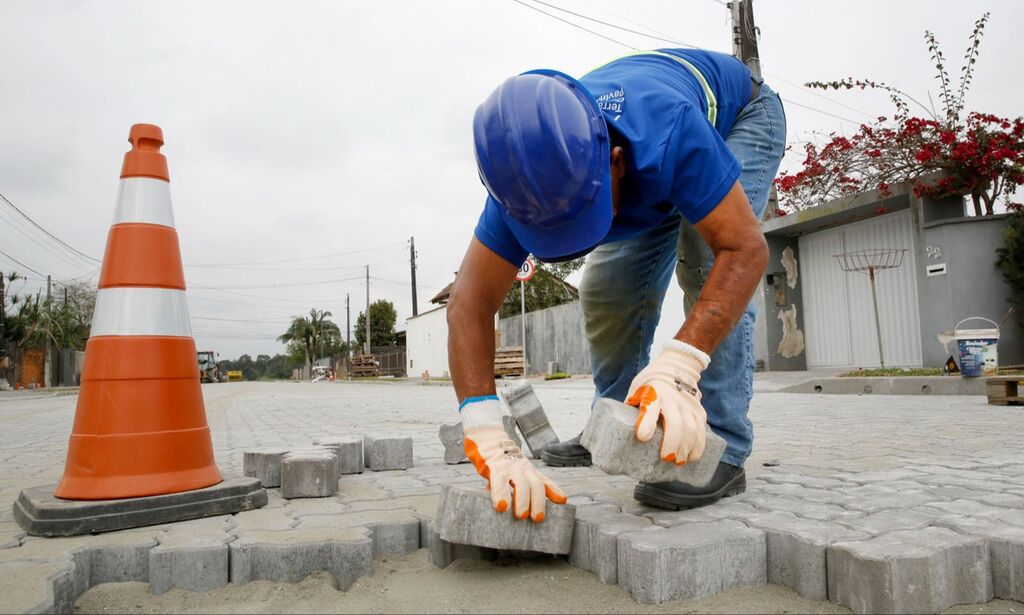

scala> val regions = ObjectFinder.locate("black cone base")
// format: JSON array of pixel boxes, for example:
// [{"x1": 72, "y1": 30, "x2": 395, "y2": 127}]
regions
[{"x1": 13, "y1": 476, "x2": 267, "y2": 537}]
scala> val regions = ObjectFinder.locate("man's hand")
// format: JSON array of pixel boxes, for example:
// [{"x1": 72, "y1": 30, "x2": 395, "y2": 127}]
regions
[
  {"x1": 626, "y1": 340, "x2": 710, "y2": 465},
  {"x1": 461, "y1": 396, "x2": 567, "y2": 522}
]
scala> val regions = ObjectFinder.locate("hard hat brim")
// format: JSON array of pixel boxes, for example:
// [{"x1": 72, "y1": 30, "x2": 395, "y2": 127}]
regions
[{"x1": 501, "y1": 167, "x2": 613, "y2": 262}]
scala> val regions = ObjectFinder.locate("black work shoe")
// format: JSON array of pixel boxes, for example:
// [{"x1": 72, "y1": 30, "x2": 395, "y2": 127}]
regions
[
  {"x1": 540, "y1": 433, "x2": 592, "y2": 467},
  {"x1": 633, "y1": 462, "x2": 746, "y2": 510}
]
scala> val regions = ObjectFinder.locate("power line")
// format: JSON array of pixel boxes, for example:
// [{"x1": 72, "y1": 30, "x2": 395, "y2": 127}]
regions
[
  {"x1": 191, "y1": 287, "x2": 350, "y2": 305},
  {"x1": 184, "y1": 242, "x2": 406, "y2": 268},
  {"x1": 0, "y1": 192, "x2": 101, "y2": 263},
  {"x1": 510, "y1": 0, "x2": 635, "y2": 49},
  {"x1": 0, "y1": 206, "x2": 98, "y2": 275},
  {"x1": 0, "y1": 248, "x2": 47, "y2": 278},
  {"x1": 513, "y1": 0, "x2": 871, "y2": 127},
  {"x1": 191, "y1": 275, "x2": 363, "y2": 291},
  {"x1": 182, "y1": 258, "x2": 408, "y2": 274},
  {"x1": 370, "y1": 275, "x2": 444, "y2": 291},
  {"x1": 192, "y1": 315, "x2": 292, "y2": 324},
  {"x1": 524, "y1": 0, "x2": 695, "y2": 48},
  {"x1": 780, "y1": 98, "x2": 859, "y2": 124}
]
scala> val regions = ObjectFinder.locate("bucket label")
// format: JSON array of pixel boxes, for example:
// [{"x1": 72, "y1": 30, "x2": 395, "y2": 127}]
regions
[{"x1": 957, "y1": 338, "x2": 998, "y2": 377}]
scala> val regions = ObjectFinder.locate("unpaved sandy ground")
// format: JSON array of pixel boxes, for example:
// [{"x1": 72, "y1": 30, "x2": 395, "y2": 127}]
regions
[{"x1": 76, "y1": 550, "x2": 1023, "y2": 614}]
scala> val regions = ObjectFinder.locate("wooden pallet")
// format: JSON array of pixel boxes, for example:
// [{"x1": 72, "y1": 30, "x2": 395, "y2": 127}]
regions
[
  {"x1": 494, "y1": 346, "x2": 525, "y2": 378},
  {"x1": 986, "y1": 376, "x2": 1023, "y2": 406},
  {"x1": 349, "y1": 355, "x2": 379, "y2": 378}
]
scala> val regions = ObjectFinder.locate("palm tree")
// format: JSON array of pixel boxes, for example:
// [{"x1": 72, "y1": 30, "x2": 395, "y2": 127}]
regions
[
  {"x1": 277, "y1": 315, "x2": 314, "y2": 375},
  {"x1": 277, "y1": 309, "x2": 344, "y2": 376}
]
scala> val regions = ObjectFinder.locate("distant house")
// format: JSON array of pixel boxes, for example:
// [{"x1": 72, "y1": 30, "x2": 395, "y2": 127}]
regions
[{"x1": 755, "y1": 180, "x2": 1021, "y2": 371}]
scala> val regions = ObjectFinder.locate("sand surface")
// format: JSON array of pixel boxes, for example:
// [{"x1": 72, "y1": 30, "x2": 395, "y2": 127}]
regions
[{"x1": 75, "y1": 550, "x2": 1023, "y2": 614}]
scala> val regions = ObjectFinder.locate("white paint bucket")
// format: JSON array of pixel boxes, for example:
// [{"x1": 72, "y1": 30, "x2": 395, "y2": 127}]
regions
[{"x1": 953, "y1": 317, "x2": 1000, "y2": 377}]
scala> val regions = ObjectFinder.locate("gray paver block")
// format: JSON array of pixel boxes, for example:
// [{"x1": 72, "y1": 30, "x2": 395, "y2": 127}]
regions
[
  {"x1": 150, "y1": 521, "x2": 232, "y2": 595},
  {"x1": 229, "y1": 528, "x2": 372, "y2": 590},
  {"x1": 364, "y1": 436, "x2": 414, "y2": 471},
  {"x1": 420, "y1": 518, "x2": 497, "y2": 569},
  {"x1": 581, "y1": 398, "x2": 726, "y2": 486},
  {"x1": 936, "y1": 515, "x2": 1024, "y2": 601},
  {"x1": 645, "y1": 500, "x2": 763, "y2": 527},
  {"x1": 569, "y1": 506, "x2": 658, "y2": 584},
  {"x1": 838, "y1": 508, "x2": 942, "y2": 536},
  {"x1": 827, "y1": 527, "x2": 992, "y2": 614},
  {"x1": 280, "y1": 453, "x2": 339, "y2": 499},
  {"x1": 231, "y1": 507, "x2": 298, "y2": 533},
  {"x1": 739, "y1": 509, "x2": 868, "y2": 601},
  {"x1": 435, "y1": 485, "x2": 575, "y2": 554},
  {"x1": 438, "y1": 416, "x2": 522, "y2": 465},
  {"x1": 313, "y1": 437, "x2": 364, "y2": 475},
  {"x1": 242, "y1": 448, "x2": 290, "y2": 488},
  {"x1": 0, "y1": 522, "x2": 25, "y2": 549},
  {"x1": 616, "y1": 519, "x2": 767, "y2": 604},
  {"x1": 297, "y1": 510, "x2": 421, "y2": 556},
  {"x1": 0, "y1": 559, "x2": 78, "y2": 614},
  {"x1": 501, "y1": 380, "x2": 559, "y2": 458}
]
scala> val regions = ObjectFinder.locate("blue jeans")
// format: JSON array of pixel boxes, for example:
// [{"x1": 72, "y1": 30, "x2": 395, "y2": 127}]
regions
[{"x1": 580, "y1": 83, "x2": 786, "y2": 468}]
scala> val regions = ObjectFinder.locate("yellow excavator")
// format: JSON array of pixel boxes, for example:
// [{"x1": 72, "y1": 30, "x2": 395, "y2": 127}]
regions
[{"x1": 197, "y1": 351, "x2": 222, "y2": 383}]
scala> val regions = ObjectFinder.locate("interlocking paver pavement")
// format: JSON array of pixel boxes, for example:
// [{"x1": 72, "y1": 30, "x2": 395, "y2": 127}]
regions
[{"x1": 1, "y1": 381, "x2": 1023, "y2": 613}]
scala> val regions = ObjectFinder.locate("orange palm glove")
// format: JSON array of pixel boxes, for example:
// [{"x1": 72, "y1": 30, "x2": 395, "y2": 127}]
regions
[
  {"x1": 626, "y1": 340, "x2": 711, "y2": 465},
  {"x1": 460, "y1": 396, "x2": 567, "y2": 522}
]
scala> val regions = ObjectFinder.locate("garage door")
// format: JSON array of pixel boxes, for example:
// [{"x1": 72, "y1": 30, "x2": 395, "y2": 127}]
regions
[{"x1": 799, "y1": 210, "x2": 922, "y2": 369}]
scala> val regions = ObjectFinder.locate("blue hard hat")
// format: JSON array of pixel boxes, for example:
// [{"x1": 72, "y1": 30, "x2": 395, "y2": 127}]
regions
[{"x1": 473, "y1": 69, "x2": 612, "y2": 262}]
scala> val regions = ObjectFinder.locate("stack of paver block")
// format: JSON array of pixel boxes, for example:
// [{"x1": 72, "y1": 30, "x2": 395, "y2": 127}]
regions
[
  {"x1": 500, "y1": 380, "x2": 560, "y2": 458},
  {"x1": 364, "y1": 436, "x2": 414, "y2": 471},
  {"x1": 313, "y1": 437, "x2": 364, "y2": 475},
  {"x1": 438, "y1": 416, "x2": 522, "y2": 464},
  {"x1": 241, "y1": 449, "x2": 290, "y2": 488},
  {"x1": 280, "y1": 451, "x2": 338, "y2": 499},
  {"x1": 242, "y1": 435, "x2": 414, "y2": 500}
]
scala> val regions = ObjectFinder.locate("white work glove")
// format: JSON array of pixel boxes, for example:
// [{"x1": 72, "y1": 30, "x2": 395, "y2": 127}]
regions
[
  {"x1": 626, "y1": 340, "x2": 711, "y2": 465},
  {"x1": 460, "y1": 395, "x2": 567, "y2": 522}
]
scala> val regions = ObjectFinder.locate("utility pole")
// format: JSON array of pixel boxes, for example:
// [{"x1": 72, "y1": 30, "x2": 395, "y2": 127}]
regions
[
  {"x1": 364, "y1": 265, "x2": 371, "y2": 355},
  {"x1": 409, "y1": 236, "x2": 419, "y2": 317},
  {"x1": 0, "y1": 272, "x2": 6, "y2": 370},
  {"x1": 730, "y1": 0, "x2": 778, "y2": 219},
  {"x1": 45, "y1": 275, "x2": 52, "y2": 388},
  {"x1": 345, "y1": 293, "x2": 351, "y2": 355},
  {"x1": 730, "y1": 0, "x2": 762, "y2": 80}
]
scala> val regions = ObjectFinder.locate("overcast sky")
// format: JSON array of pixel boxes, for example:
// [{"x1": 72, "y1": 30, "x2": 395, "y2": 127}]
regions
[{"x1": 2, "y1": 0, "x2": 1021, "y2": 360}]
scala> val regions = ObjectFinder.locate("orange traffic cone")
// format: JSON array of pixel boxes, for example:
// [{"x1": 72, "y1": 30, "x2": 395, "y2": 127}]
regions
[{"x1": 54, "y1": 124, "x2": 223, "y2": 500}]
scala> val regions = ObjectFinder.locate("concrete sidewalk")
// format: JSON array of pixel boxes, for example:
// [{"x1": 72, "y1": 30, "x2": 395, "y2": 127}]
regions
[{"x1": 1, "y1": 381, "x2": 1022, "y2": 613}]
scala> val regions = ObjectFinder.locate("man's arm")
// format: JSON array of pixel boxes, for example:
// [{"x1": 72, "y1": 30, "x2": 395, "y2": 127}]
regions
[
  {"x1": 627, "y1": 181, "x2": 768, "y2": 464},
  {"x1": 678, "y1": 180, "x2": 768, "y2": 353},
  {"x1": 447, "y1": 236, "x2": 519, "y2": 402}
]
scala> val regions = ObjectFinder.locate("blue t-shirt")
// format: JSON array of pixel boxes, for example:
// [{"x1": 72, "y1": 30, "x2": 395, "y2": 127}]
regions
[{"x1": 474, "y1": 48, "x2": 752, "y2": 266}]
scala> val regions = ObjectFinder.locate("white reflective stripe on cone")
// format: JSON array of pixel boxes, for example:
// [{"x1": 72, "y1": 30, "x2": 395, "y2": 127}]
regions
[
  {"x1": 113, "y1": 178, "x2": 176, "y2": 228},
  {"x1": 90, "y1": 287, "x2": 192, "y2": 337}
]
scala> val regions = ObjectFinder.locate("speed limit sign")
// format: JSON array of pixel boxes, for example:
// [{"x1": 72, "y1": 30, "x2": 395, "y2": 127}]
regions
[{"x1": 516, "y1": 257, "x2": 536, "y2": 282}]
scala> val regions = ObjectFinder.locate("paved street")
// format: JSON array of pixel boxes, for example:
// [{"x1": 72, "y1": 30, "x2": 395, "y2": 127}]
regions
[{"x1": 1, "y1": 380, "x2": 1023, "y2": 613}]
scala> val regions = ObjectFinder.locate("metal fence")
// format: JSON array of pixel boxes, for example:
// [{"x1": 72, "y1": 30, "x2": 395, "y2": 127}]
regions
[{"x1": 371, "y1": 346, "x2": 407, "y2": 377}]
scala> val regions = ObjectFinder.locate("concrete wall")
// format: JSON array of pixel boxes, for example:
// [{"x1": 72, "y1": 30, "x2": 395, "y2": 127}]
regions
[
  {"x1": 406, "y1": 306, "x2": 450, "y2": 378},
  {"x1": 915, "y1": 213, "x2": 1023, "y2": 367},
  {"x1": 500, "y1": 300, "x2": 592, "y2": 375},
  {"x1": 761, "y1": 235, "x2": 807, "y2": 371}
]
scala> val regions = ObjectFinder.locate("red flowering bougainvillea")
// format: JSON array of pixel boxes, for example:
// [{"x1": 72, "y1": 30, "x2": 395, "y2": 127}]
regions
[{"x1": 775, "y1": 13, "x2": 1024, "y2": 216}]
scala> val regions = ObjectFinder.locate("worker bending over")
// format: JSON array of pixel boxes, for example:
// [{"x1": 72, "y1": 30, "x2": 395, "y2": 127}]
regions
[{"x1": 447, "y1": 48, "x2": 786, "y2": 520}]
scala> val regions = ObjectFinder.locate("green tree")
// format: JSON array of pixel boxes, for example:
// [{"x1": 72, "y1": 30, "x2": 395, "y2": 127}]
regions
[
  {"x1": 996, "y1": 208, "x2": 1024, "y2": 331},
  {"x1": 498, "y1": 257, "x2": 584, "y2": 318},
  {"x1": 354, "y1": 299, "x2": 398, "y2": 348},
  {"x1": 277, "y1": 308, "x2": 344, "y2": 371}
]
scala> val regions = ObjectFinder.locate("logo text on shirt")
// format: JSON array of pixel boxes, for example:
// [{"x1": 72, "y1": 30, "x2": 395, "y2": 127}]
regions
[{"x1": 595, "y1": 86, "x2": 625, "y2": 120}]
